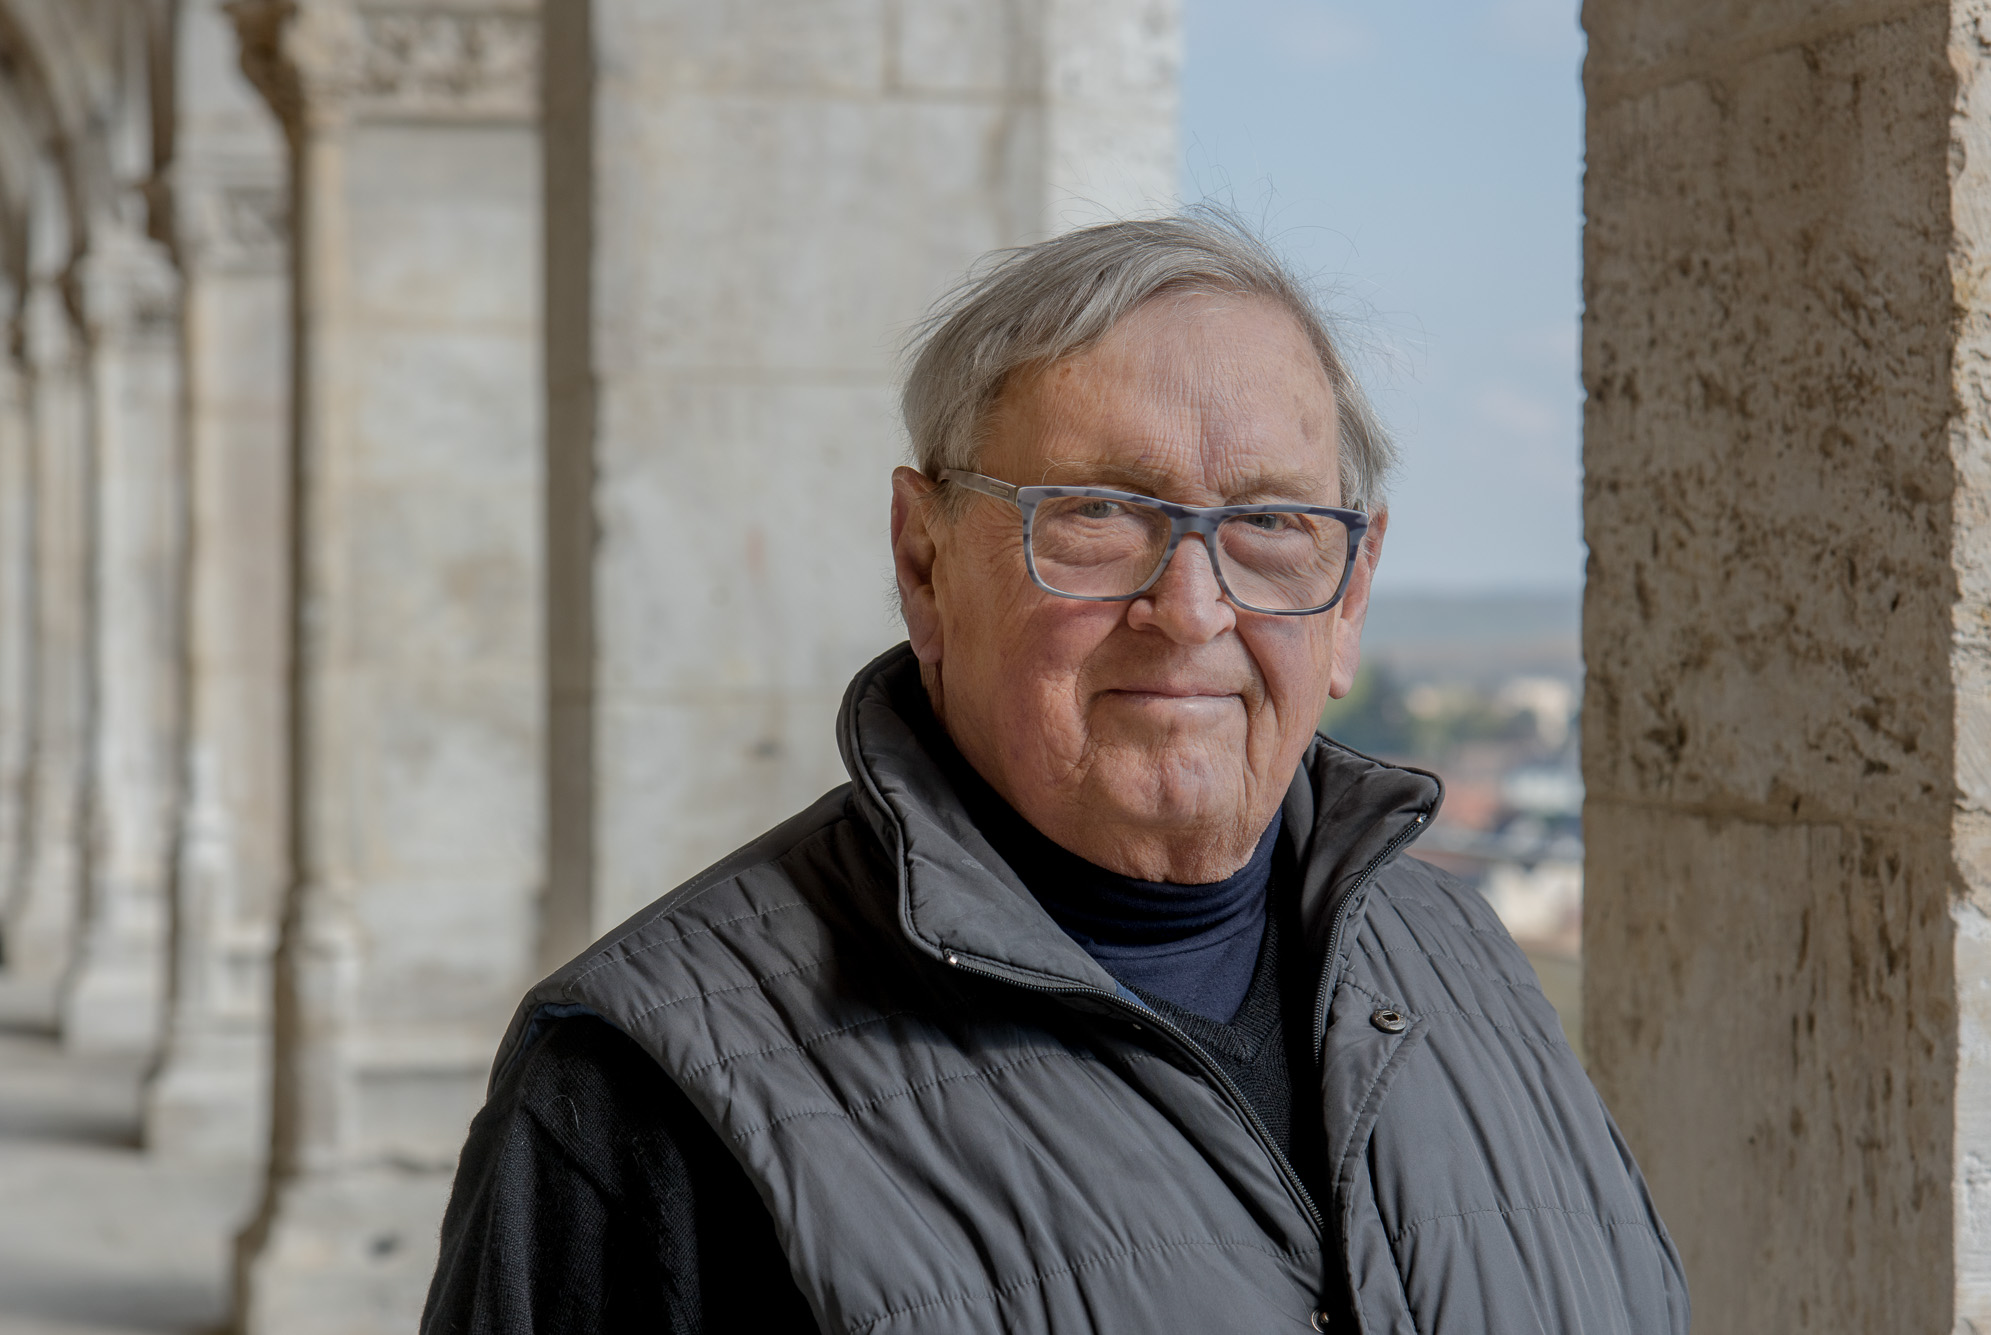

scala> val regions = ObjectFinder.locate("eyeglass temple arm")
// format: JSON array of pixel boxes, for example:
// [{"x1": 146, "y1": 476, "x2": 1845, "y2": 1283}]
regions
[{"x1": 936, "y1": 469, "x2": 1021, "y2": 505}]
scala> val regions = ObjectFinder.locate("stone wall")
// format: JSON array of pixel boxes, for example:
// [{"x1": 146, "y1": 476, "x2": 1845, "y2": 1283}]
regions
[
  {"x1": 1584, "y1": 1, "x2": 1991, "y2": 1328},
  {"x1": 564, "y1": 0, "x2": 1181, "y2": 952}
]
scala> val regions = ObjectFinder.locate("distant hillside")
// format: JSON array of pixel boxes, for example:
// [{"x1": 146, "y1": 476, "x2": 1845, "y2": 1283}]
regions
[{"x1": 1359, "y1": 589, "x2": 1580, "y2": 686}]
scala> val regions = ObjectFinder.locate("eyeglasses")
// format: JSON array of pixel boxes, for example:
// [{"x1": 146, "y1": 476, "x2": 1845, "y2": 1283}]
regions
[{"x1": 937, "y1": 469, "x2": 1369, "y2": 616}]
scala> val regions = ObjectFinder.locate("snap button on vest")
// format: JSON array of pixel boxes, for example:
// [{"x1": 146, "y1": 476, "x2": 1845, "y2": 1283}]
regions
[
  {"x1": 1371, "y1": 1008, "x2": 1407, "y2": 1033},
  {"x1": 1311, "y1": 1308, "x2": 1333, "y2": 1331}
]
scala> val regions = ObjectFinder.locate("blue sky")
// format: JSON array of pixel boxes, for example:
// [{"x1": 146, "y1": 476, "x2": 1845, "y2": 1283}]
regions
[{"x1": 1179, "y1": 0, "x2": 1585, "y2": 593}]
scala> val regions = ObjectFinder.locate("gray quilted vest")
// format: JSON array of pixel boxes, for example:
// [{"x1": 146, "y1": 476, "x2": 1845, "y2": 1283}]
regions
[{"x1": 498, "y1": 647, "x2": 1689, "y2": 1334}]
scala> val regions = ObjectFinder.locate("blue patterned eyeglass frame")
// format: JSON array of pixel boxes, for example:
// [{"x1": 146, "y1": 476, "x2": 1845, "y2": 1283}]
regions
[{"x1": 937, "y1": 468, "x2": 1370, "y2": 617}]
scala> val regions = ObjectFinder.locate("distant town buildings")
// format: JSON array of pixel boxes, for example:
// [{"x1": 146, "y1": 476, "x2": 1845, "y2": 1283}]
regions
[{"x1": 1322, "y1": 592, "x2": 1583, "y2": 1047}]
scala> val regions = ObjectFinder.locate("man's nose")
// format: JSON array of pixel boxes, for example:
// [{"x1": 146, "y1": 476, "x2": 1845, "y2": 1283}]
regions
[{"x1": 1126, "y1": 535, "x2": 1236, "y2": 643}]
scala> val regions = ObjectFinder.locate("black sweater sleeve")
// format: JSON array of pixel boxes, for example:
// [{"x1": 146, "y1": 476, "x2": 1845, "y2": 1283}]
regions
[{"x1": 422, "y1": 1015, "x2": 816, "y2": 1335}]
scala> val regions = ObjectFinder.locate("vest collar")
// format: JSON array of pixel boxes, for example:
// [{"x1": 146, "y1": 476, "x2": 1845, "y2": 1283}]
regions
[{"x1": 836, "y1": 644, "x2": 1443, "y2": 994}]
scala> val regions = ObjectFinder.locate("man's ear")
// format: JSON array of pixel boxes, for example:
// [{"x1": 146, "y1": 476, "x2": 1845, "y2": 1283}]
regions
[
  {"x1": 1327, "y1": 508, "x2": 1387, "y2": 699},
  {"x1": 892, "y1": 467, "x2": 945, "y2": 665}
]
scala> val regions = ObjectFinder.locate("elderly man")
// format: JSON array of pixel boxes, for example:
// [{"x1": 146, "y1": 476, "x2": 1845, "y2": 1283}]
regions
[{"x1": 425, "y1": 216, "x2": 1688, "y2": 1334}]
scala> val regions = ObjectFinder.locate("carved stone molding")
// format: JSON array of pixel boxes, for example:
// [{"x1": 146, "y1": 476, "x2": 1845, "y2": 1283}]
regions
[
  {"x1": 227, "y1": 0, "x2": 539, "y2": 130},
  {"x1": 353, "y1": 6, "x2": 538, "y2": 122},
  {"x1": 177, "y1": 172, "x2": 290, "y2": 272},
  {"x1": 217, "y1": 183, "x2": 290, "y2": 260},
  {"x1": 225, "y1": 0, "x2": 308, "y2": 140},
  {"x1": 79, "y1": 229, "x2": 183, "y2": 346}
]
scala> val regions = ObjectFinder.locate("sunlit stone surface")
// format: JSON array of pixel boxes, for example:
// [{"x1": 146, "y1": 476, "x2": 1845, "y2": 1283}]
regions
[{"x1": 1585, "y1": 3, "x2": 1991, "y2": 1329}]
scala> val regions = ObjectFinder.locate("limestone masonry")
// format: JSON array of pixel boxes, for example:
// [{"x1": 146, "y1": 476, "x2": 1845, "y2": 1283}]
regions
[{"x1": 1584, "y1": 1, "x2": 1991, "y2": 1329}]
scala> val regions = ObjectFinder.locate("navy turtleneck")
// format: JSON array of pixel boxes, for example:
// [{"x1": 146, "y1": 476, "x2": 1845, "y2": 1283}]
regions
[
  {"x1": 915, "y1": 697, "x2": 1280, "y2": 1024},
  {"x1": 978, "y1": 800, "x2": 1280, "y2": 1023}
]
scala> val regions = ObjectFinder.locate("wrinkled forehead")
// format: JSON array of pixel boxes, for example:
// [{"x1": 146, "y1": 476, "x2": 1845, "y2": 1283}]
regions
[{"x1": 983, "y1": 291, "x2": 1343, "y2": 506}]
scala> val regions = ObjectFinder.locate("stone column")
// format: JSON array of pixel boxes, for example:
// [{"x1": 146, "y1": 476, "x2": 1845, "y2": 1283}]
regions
[
  {"x1": 144, "y1": 0, "x2": 292, "y2": 1161},
  {"x1": 6, "y1": 171, "x2": 92, "y2": 990},
  {"x1": 1583, "y1": 4, "x2": 1991, "y2": 1329},
  {"x1": 60, "y1": 224, "x2": 185, "y2": 1054},
  {"x1": 549, "y1": 0, "x2": 1180, "y2": 953},
  {"x1": 0, "y1": 293, "x2": 34, "y2": 949},
  {"x1": 229, "y1": 2, "x2": 543, "y2": 1330}
]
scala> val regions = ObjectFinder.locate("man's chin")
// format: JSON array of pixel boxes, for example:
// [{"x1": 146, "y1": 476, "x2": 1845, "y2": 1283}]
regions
[
  {"x1": 1085, "y1": 699, "x2": 1250, "y2": 766},
  {"x1": 1083, "y1": 751, "x2": 1250, "y2": 832}
]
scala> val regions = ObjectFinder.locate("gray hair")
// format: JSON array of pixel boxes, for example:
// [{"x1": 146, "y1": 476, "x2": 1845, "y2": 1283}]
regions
[{"x1": 900, "y1": 211, "x2": 1395, "y2": 516}]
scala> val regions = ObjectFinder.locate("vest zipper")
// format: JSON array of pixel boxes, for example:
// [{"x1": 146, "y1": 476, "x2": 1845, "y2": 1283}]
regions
[
  {"x1": 1310, "y1": 812, "x2": 1429, "y2": 1056},
  {"x1": 929, "y1": 806, "x2": 1430, "y2": 1314},
  {"x1": 937, "y1": 955, "x2": 1327, "y2": 1239}
]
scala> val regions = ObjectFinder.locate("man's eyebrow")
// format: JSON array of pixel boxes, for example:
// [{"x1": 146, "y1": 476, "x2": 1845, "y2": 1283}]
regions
[
  {"x1": 1224, "y1": 470, "x2": 1336, "y2": 504},
  {"x1": 1039, "y1": 458, "x2": 1335, "y2": 504},
  {"x1": 1036, "y1": 457, "x2": 1177, "y2": 493}
]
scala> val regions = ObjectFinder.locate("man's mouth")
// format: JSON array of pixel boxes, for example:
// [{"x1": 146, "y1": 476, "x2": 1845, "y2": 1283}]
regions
[{"x1": 1101, "y1": 686, "x2": 1243, "y2": 706}]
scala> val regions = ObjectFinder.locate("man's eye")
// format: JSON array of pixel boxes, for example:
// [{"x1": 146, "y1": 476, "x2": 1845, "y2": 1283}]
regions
[
  {"x1": 1241, "y1": 513, "x2": 1287, "y2": 531},
  {"x1": 1075, "y1": 500, "x2": 1121, "y2": 520}
]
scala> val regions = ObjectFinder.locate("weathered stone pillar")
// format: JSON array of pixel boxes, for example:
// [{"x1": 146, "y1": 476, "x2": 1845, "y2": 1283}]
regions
[
  {"x1": 1583, "y1": 4, "x2": 1991, "y2": 1329},
  {"x1": 144, "y1": 0, "x2": 292, "y2": 1161},
  {"x1": 61, "y1": 223, "x2": 185, "y2": 1054},
  {"x1": 0, "y1": 294, "x2": 34, "y2": 950},
  {"x1": 228, "y1": 2, "x2": 543, "y2": 1329},
  {"x1": 6, "y1": 174, "x2": 92, "y2": 988},
  {"x1": 546, "y1": 0, "x2": 1180, "y2": 953},
  {"x1": 59, "y1": 0, "x2": 188, "y2": 1060}
]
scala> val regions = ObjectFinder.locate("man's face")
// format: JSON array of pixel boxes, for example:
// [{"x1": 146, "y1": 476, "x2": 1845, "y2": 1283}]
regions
[{"x1": 892, "y1": 290, "x2": 1385, "y2": 883}]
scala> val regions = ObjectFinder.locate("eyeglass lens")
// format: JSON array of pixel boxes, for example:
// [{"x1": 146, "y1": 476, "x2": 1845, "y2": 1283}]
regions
[{"x1": 1028, "y1": 496, "x2": 1351, "y2": 611}]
